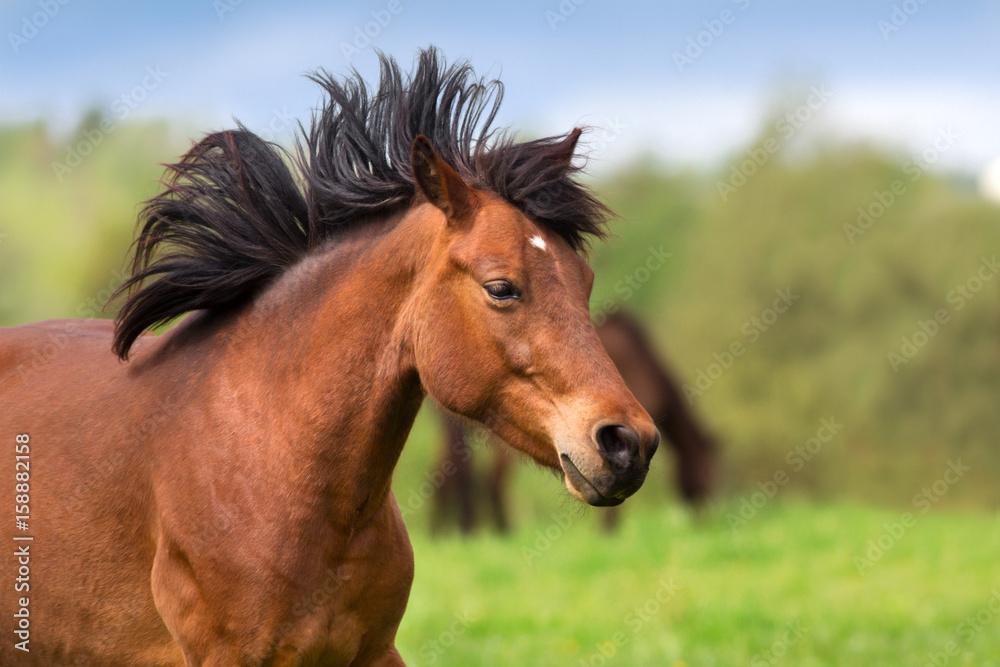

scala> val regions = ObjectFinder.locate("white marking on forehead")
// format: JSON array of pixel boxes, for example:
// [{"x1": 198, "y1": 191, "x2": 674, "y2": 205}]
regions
[{"x1": 529, "y1": 235, "x2": 548, "y2": 252}]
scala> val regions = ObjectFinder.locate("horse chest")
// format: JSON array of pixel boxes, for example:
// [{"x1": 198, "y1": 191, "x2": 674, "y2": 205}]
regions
[{"x1": 184, "y1": 496, "x2": 414, "y2": 666}]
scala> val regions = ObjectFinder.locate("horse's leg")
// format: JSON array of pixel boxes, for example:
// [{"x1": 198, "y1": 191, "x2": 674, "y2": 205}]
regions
[
  {"x1": 432, "y1": 413, "x2": 477, "y2": 534},
  {"x1": 656, "y1": 408, "x2": 715, "y2": 506},
  {"x1": 429, "y1": 429, "x2": 454, "y2": 536},
  {"x1": 150, "y1": 540, "x2": 309, "y2": 667},
  {"x1": 452, "y1": 425, "x2": 476, "y2": 534},
  {"x1": 488, "y1": 447, "x2": 512, "y2": 533},
  {"x1": 149, "y1": 534, "x2": 240, "y2": 667},
  {"x1": 345, "y1": 498, "x2": 414, "y2": 667}
]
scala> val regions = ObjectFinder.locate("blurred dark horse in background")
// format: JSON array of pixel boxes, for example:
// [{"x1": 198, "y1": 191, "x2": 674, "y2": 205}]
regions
[
  {"x1": 0, "y1": 50, "x2": 660, "y2": 666},
  {"x1": 431, "y1": 310, "x2": 717, "y2": 534}
]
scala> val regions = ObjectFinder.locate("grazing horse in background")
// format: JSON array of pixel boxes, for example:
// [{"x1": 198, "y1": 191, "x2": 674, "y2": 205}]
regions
[
  {"x1": 0, "y1": 49, "x2": 659, "y2": 666},
  {"x1": 432, "y1": 310, "x2": 716, "y2": 534}
]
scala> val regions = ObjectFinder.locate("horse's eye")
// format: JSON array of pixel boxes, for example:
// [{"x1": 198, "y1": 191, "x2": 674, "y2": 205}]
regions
[{"x1": 484, "y1": 280, "x2": 520, "y2": 301}]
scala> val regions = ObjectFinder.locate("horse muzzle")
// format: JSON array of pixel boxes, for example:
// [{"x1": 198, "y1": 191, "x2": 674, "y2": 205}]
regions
[{"x1": 558, "y1": 423, "x2": 659, "y2": 506}]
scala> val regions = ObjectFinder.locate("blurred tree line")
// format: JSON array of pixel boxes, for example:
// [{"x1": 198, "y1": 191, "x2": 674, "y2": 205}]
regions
[{"x1": 1, "y1": 112, "x2": 997, "y2": 509}]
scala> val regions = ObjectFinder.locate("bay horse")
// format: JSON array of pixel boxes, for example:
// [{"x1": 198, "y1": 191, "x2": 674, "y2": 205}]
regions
[
  {"x1": 0, "y1": 49, "x2": 658, "y2": 666},
  {"x1": 431, "y1": 310, "x2": 716, "y2": 534}
]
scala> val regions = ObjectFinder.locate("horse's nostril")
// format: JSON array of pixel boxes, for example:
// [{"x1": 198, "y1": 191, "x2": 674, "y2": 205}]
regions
[{"x1": 596, "y1": 424, "x2": 640, "y2": 472}]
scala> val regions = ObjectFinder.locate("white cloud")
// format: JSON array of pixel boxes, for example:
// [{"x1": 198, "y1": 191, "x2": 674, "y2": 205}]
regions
[{"x1": 530, "y1": 80, "x2": 997, "y2": 175}]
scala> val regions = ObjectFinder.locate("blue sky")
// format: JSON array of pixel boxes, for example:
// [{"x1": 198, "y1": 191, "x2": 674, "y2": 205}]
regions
[{"x1": 2, "y1": 0, "x2": 997, "y2": 174}]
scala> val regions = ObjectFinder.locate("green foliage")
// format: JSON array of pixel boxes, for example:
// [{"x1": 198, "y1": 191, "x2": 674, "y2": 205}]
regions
[
  {"x1": 0, "y1": 116, "x2": 175, "y2": 323},
  {"x1": 585, "y1": 143, "x2": 1000, "y2": 510}
]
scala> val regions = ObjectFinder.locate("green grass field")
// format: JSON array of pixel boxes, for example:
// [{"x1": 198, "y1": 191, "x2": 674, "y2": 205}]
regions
[{"x1": 395, "y1": 499, "x2": 999, "y2": 666}]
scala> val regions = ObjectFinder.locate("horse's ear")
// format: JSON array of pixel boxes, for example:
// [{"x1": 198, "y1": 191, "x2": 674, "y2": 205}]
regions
[
  {"x1": 552, "y1": 127, "x2": 583, "y2": 168},
  {"x1": 411, "y1": 135, "x2": 473, "y2": 225}
]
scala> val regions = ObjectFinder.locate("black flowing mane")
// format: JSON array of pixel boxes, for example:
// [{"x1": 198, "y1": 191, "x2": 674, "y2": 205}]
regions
[{"x1": 111, "y1": 47, "x2": 611, "y2": 359}]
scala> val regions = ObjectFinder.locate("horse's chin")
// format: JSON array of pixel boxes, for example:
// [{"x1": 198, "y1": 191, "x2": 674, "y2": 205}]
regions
[{"x1": 559, "y1": 454, "x2": 625, "y2": 507}]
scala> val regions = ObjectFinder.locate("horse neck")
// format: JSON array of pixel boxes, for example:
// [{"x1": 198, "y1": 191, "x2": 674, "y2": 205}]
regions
[{"x1": 217, "y1": 205, "x2": 438, "y2": 527}]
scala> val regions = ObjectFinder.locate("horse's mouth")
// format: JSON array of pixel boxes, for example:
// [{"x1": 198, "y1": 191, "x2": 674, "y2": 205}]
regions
[{"x1": 559, "y1": 454, "x2": 625, "y2": 507}]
